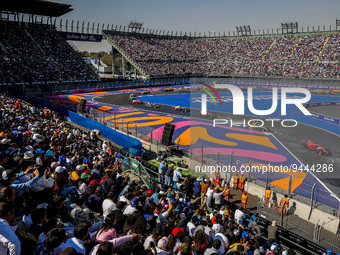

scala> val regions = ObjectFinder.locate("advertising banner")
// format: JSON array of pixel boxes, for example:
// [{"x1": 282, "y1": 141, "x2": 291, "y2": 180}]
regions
[{"x1": 59, "y1": 32, "x2": 102, "y2": 42}]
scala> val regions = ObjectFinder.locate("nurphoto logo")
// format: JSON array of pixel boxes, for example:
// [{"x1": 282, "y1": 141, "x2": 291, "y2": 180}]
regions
[{"x1": 200, "y1": 84, "x2": 312, "y2": 128}]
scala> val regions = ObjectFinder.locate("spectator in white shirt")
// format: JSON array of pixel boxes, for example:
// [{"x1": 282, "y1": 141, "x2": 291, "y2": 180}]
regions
[
  {"x1": 206, "y1": 186, "x2": 215, "y2": 208},
  {"x1": 214, "y1": 227, "x2": 230, "y2": 254},
  {"x1": 234, "y1": 209, "x2": 246, "y2": 225},
  {"x1": 123, "y1": 197, "x2": 139, "y2": 216},
  {"x1": 211, "y1": 216, "x2": 221, "y2": 234},
  {"x1": 102, "y1": 191, "x2": 117, "y2": 219},
  {"x1": 0, "y1": 202, "x2": 21, "y2": 255},
  {"x1": 186, "y1": 215, "x2": 198, "y2": 237},
  {"x1": 172, "y1": 167, "x2": 182, "y2": 189},
  {"x1": 30, "y1": 166, "x2": 54, "y2": 192}
]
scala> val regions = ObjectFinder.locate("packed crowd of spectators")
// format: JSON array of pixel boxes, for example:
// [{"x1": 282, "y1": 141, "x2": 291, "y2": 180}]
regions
[
  {"x1": 107, "y1": 33, "x2": 340, "y2": 78},
  {"x1": 0, "y1": 22, "x2": 97, "y2": 84},
  {"x1": 0, "y1": 93, "x2": 310, "y2": 255}
]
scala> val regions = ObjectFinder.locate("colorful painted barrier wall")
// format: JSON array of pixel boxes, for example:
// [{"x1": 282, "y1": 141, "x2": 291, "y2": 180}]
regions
[{"x1": 68, "y1": 111, "x2": 142, "y2": 155}]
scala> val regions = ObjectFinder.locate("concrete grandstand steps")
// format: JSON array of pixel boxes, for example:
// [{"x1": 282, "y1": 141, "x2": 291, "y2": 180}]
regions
[
  {"x1": 25, "y1": 29, "x2": 46, "y2": 55},
  {"x1": 0, "y1": 42, "x2": 8, "y2": 54},
  {"x1": 103, "y1": 32, "x2": 150, "y2": 79},
  {"x1": 317, "y1": 36, "x2": 330, "y2": 62},
  {"x1": 290, "y1": 37, "x2": 303, "y2": 58},
  {"x1": 262, "y1": 39, "x2": 277, "y2": 60}
]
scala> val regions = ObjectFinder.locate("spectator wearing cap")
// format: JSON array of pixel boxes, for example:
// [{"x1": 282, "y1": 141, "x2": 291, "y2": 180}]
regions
[
  {"x1": 82, "y1": 159, "x2": 90, "y2": 172},
  {"x1": 78, "y1": 174, "x2": 89, "y2": 195},
  {"x1": 0, "y1": 202, "x2": 21, "y2": 255},
  {"x1": 58, "y1": 155, "x2": 67, "y2": 167},
  {"x1": 89, "y1": 180, "x2": 99, "y2": 188},
  {"x1": 19, "y1": 151, "x2": 35, "y2": 171},
  {"x1": 155, "y1": 197, "x2": 173, "y2": 227},
  {"x1": 167, "y1": 227, "x2": 183, "y2": 253},
  {"x1": 44, "y1": 147, "x2": 55, "y2": 159},
  {"x1": 56, "y1": 166, "x2": 79, "y2": 203},
  {"x1": 123, "y1": 197, "x2": 139, "y2": 216},
  {"x1": 211, "y1": 216, "x2": 222, "y2": 234},
  {"x1": 35, "y1": 149, "x2": 45, "y2": 166},
  {"x1": 70, "y1": 165, "x2": 84, "y2": 183}
]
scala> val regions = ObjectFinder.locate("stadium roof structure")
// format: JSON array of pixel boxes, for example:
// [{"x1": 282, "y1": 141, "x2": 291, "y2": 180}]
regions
[{"x1": 0, "y1": 0, "x2": 73, "y2": 17}]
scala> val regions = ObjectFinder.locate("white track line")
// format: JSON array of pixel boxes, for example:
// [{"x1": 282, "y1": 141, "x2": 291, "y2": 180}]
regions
[{"x1": 269, "y1": 132, "x2": 340, "y2": 202}]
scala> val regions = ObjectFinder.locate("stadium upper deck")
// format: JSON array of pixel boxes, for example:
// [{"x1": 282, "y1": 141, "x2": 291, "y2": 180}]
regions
[{"x1": 105, "y1": 32, "x2": 340, "y2": 78}]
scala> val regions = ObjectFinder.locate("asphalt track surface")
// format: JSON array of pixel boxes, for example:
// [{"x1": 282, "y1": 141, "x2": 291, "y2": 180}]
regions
[
  {"x1": 310, "y1": 105, "x2": 340, "y2": 119},
  {"x1": 96, "y1": 90, "x2": 340, "y2": 206},
  {"x1": 50, "y1": 85, "x2": 340, "y2": 209}
]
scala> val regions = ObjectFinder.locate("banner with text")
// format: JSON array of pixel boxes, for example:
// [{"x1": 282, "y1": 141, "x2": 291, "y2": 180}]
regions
[{"x1": 59, "y1": 32, "x2": 102, "y2": 42}]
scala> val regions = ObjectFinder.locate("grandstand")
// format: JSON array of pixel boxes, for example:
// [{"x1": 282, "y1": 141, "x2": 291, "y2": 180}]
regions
[
  {"x1": 104, "y1": 31, "x2": 340, "y2": 79},
  {"x1": 0, "y1": 0, "x2": 99, "y2": 86}
]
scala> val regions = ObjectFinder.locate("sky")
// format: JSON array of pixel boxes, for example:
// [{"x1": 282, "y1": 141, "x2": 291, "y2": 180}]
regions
[{"x1": 59, "y1": 0, "x2": 340, "y2": 52}]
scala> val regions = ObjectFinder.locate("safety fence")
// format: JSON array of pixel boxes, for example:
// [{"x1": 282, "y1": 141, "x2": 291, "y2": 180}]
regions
[
  {"x1": 258, "y1": 206, "x2": 340, "y2": 252},
  {"x1": 81, "y1": 106, "x2": 340, "y2": 214},
  {"x1": 120, "y1": 156, "x2": 331, "y2": 254},
  {"x1": 120, "y1": 157, "x2": 159, "y2": 191}
]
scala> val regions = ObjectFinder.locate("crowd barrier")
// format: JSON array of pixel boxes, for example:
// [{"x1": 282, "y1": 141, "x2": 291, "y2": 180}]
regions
[{"x1": 68, "y1": 111, "x2": 142, "y2": 155}]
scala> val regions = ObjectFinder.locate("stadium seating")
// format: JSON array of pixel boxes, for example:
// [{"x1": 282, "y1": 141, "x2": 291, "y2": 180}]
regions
[
  {"x1": 106, "y1": 33, "x2": 340, "y2": 78},
  {"x1": 0, "y1": 22, "x2": 98, "y2": 85}
]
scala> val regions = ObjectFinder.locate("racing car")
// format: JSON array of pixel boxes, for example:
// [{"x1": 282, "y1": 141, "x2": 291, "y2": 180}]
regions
[
  {"x1": 129, "y1": 93, "x2": 137, "y2": 100},
  {"x1": 302, "y1": 139, "x2": 331, "y2": 156},
  {"x1": 173, "y1": 106, "x2": 190, "y2": 112},
  {"x1": 132, "y1": 99, "x2": 143, "y2": 104},
  {"x1": 250, "y1": 122, "x2": 271, "y2": 132},
  {"x1": 163, "y1": 87, "x2": 174, "y2": 92},
  {"x1": 145, "y1": 102, "x2": 160, "y2": 108},
  {"x1": 139, "y1": 91, "x2": 151, "y2": 95}
]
